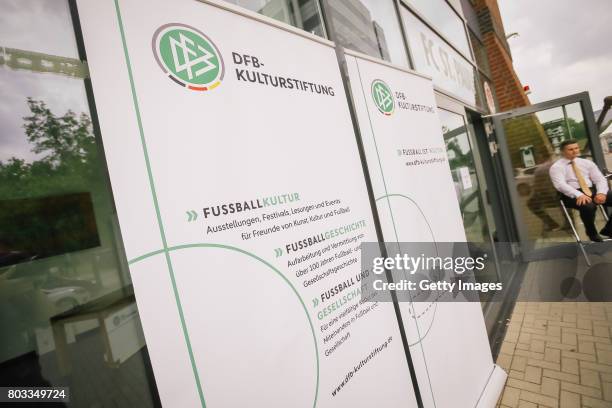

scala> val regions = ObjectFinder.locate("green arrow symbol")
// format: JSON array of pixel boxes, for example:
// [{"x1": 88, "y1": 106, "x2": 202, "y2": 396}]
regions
[
  {"x1": 186, "y1": 210, "x2": 198, "y2": 222},
  {"x1": 274, "y1": 248, "x2": 282, "y2": 257},
  {"x1": 312, "y1": 298, "x2": 319, "y2": 307}
]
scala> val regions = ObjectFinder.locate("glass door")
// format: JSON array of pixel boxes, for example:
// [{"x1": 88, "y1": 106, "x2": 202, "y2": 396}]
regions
[
  {"x1": 440, "y1": 109, "x2": 492, "y2": 242},
  {"x1": 491, "y1": 92, "x2": 603, "y2": 252},
  {"x1": 435, "y1": 97, "x2": 501, "y2": 307}
]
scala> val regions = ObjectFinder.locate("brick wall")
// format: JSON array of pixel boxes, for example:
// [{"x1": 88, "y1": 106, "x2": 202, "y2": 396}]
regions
[{"x1": 474, "y1": 0, "x2": 531, "y2": 111}]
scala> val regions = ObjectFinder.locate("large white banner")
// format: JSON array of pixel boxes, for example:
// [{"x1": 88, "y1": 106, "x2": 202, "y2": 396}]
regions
[
  {"x1": 345, "y1": 51, "x2": 506, "y2": 408},
  {"x1": 77, "y1": 0, "x2": 419, "y2": 407}
]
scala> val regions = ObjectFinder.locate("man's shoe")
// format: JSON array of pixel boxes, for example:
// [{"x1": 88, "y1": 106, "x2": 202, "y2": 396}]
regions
[
  {"x1": 590, "y1": 234, "x2": 604, "y2": 242},
  {"x1": 600, "y1": 228, "x2": 612, "y2": 238}
]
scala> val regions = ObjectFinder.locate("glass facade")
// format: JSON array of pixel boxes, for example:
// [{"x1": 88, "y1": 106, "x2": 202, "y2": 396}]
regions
[
  {"x1": 0, "y1": 0, "x2": 79, "y2": 59},
  {"x1": 326, "y1": 0, "x2": 409, "y2": 66},
  {"x1": 400, "y1": 7, "x2": 477, "y2": 105},
  {"x1": 404, "y1": 0, "x2": 471, "y2": 57},
  {"x1": 0, "y1": 1, "x2": 160, "y2": 406},
  {"x1": 223, "y1": 0, "x2": 325, "y2": 37},
  {"x1": 469, "y1": 29, "x2": 490, "y2": 77}
]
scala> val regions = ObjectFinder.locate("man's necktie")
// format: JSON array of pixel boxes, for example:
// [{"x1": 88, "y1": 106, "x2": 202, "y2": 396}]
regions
[{"x1": 571, "y1": 160, "x2": 592, "y2": 197}]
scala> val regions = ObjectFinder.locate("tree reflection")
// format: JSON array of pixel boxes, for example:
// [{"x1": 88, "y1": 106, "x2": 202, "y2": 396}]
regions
[
  {"x1": 0, "y1": 98, "x2": 103, "y2": 200},
  {"x1": 0, "y1": 99, "x2": 104, "y2": 268}
]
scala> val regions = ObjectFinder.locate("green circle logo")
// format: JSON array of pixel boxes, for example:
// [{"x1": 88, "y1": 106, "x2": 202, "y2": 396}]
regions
[
  {"x1": 152, "y1": 23, "x2": 224, "y2": 91},
  {"x1": 371, "y1": 79, "x2": 394, "y2": 115}
]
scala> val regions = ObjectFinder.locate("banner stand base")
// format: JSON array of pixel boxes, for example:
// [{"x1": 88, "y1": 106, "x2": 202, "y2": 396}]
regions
[{"x1": 476, "y1": 364, "x2": 507, "y2": 408}]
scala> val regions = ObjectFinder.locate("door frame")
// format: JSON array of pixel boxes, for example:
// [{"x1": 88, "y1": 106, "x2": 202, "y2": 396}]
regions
[
  {"x1": 468, "y1": 110, "x2": 519, "y2": 245},
  {"x1": 490, "y1": 91, "x2": 602, "y2": 253},
  {"x1": 436, "y1": 94, "x2": 498, "y2": 248},
  {"x1": 436, "y1": 93, "x2": 519, "y2": 339}
]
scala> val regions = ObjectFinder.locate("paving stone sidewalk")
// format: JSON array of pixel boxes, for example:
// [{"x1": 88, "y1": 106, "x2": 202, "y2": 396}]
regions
[{"x1": 496, "y1": 302, "x2": 612, "y2": 408}]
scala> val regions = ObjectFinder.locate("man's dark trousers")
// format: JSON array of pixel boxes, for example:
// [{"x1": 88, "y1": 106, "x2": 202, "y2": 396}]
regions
[{"x1": 561, "y1": 187, "x2": 612, "y2": 237}]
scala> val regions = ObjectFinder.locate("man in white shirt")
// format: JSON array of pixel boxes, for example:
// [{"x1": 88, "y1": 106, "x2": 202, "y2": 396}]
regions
[{"x1": 549, "y1": 139, "x2": 612, "y2": 241}]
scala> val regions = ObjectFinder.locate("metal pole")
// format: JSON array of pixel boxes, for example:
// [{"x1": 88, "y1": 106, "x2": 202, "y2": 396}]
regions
[
  {"x1": 596, "y1": 96, "x2": 612, "y2": 132},
  {"x1": 560, "y1": 200, "x2": 591, "y2": 266}
]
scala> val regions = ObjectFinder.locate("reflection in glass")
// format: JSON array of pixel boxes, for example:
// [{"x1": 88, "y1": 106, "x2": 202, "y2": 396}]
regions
[
  {"x1": 0, "y1": 69, "x2": 89, "y2": 163},
  {"x1": 0, "y1": 193, "x2": 100, "y2": 268},
  {"x1": 0, "y1": 67, "x2": 159, "y2": 406},
  {"x1": 473, "y1": 71, "x2": 485, "y2": 112},
  {"x1": 502, "y1": 104, "x2": 594, "y2": 243},
  {"x1": 404, "y1": 0, "x2": 471, "y2": 57},
  {"x1": 327, "y1": 0, "x2": 409, "y2": 66},
  {"x1": 439, "y1": 109, "x2": 487, "y2": 242},
  {"x1": 0, "y1": 19, "x2": 159, "y2": 408},
  {"x1": 0, "y1": 0, "x2": 78, "y2": 59},
  {"x1": 401, "y1": 8, "x2": 477, "y2": 106},
  {"x1": 223, "y1": 0, "x2": 325, "y2": 37},
  {"x1": 564, "y1": 102, "x2": 588, "y2": 150},
  {"x1": 469, "y1": 30, "x2": 490, "y2": 75},
  {"x1": 439, "y1": 109, "x2": 498, "y2": 302}
]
